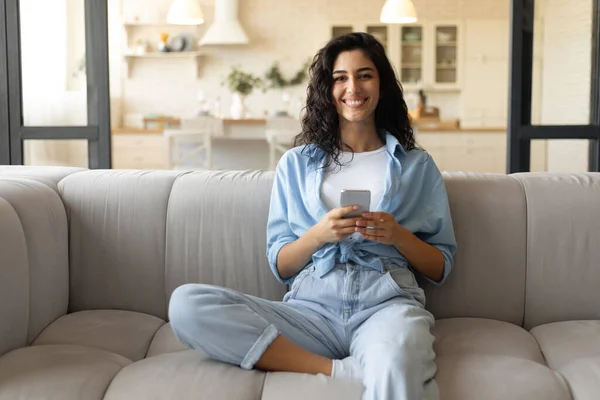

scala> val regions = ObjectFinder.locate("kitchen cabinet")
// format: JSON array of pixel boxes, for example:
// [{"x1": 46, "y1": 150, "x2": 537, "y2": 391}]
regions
[
  {"x1": 331, "y1": 23, "x2": 391, "y2": 52},
  {"x1": 417, "y1": 132, "x2": 506, "y2": 173},
  {"x1": 112, "y1": 133, "x2": 169, "y2": 169},
  {"x1": 400, "y1": 22, "x2": 462, "y2": 91},
  {"x1": 416, "y1": 130, "x2": 547, "y2": 173},
  {"x1": 330, "y1": 21, "x2": 461, "y2": 92}
]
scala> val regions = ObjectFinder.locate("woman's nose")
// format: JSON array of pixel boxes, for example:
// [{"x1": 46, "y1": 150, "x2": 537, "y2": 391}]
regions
[{"x1": 346, "y1": 77, "x2": 360, "y2": 93}]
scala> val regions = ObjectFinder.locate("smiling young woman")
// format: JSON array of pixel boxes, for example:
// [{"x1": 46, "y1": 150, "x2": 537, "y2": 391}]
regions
[{"x1": 168, "y1": 33, "x2": 457, "y2": 400}]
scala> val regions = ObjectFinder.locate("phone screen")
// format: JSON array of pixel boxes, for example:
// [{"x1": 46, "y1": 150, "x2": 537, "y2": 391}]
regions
[{"x1": 340, "y1": 189, "x2": 371, "y2": 218}]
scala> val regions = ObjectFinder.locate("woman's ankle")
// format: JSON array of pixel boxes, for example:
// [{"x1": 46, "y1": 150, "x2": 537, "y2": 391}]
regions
[{"x1": 255, "y1": 335, "x2": 334, "y2": 376}]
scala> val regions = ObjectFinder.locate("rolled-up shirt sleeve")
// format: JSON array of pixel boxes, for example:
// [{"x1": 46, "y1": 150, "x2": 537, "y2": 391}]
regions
[
  {"x1": 266, "y1": 155, "x2": 299, "y2": 284},
  {"x1": 416, "y1": 170, "x2": 457, "y2": 286}
]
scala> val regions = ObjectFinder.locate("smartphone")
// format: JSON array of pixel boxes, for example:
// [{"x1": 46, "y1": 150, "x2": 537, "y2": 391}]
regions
[{"x1": 340, "y1": 189, "x2": 371, "y2": 218}]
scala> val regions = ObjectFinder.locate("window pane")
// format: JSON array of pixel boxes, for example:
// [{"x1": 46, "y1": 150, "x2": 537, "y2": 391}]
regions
[
  {"x1": 530, "y1": 140, "x2": 548, "y2": 172},
  {"x1": 531, "y1": 0, "x2": 592, "y2": 126},
  {"x1": 546, "y1": 139, "x2": 590, "y2": 172},
  {"x1": 23, "y1": 140, "x2": 88, "y2": 167},
  {"x1": 20, "y1": 0, "x2": 87, "y2": 126},
  {"x1": 530, "y1": 0, "x2": 592, "y2": 172},
  {"x1": 530, "y1": 139, "x2": 590, "y2": 172}
]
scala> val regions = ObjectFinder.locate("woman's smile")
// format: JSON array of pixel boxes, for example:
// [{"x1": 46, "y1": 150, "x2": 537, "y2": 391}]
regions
[{"x1": 343, "y1": 97, "x2": 369, "y2": 109}]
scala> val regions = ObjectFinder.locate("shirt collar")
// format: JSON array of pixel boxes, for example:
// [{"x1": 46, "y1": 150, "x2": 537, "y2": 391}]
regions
[
  {"x1": 381, "y1": 130, "x2": 407, "y2": 157},
  {"x1": 304, "y1": 130, "x2": 408, "y2": 162}
]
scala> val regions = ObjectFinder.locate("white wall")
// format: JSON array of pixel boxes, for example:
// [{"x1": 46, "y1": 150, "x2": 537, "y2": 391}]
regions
[
  {"x1": 110, "y1": 0, "x2": 510, "y2": 126},
  {"x1": 537, "y1": 0, "x2": 592, "y2": 172},
  {"x1": 460, "y1": 19, "x2": 511, "y2": 128}
]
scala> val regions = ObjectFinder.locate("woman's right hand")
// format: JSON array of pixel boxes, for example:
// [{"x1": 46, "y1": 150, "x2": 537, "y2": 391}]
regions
[
  {"x1": 275, "y1": 205, "x2": 362, "y2": 280},
  {"x1": 308, "y1": 205, "x2": 362, "y2": 246}
]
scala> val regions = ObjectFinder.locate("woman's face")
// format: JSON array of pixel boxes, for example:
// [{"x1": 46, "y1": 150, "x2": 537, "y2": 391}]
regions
[{"x1": 331, "y1": 50, "x2": 380, "y2": 125}]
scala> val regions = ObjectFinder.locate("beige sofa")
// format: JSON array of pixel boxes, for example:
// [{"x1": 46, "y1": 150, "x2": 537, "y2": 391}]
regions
[{"x1": 0, "y1": 166, "x2": 599, "y2": 400}]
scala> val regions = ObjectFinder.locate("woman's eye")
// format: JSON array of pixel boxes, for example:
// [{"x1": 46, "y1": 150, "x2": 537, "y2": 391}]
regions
[
  {"x1": 334, "y1": 76, "x2": 346, "y2": 82},
  {"x1": 360, "y1": 74, "x2": 372, "y2": 79}
]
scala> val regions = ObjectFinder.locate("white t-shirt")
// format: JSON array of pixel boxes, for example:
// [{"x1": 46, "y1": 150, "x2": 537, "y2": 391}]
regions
[{"x1": 321, "y1": 146, "x2": 388, "y2": 211}]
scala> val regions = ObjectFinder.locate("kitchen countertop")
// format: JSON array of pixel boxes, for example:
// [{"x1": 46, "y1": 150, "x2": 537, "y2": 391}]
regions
[
  {"x1": 111, "y1": 127, "x2": 506, "y2": 135},
  {"x1": 112, "y1": 125, "x2": 507, "y2": 135},
  {"x1": 416, "y1": 126, "x2": 506, "y2": 133},
  {"x1": 116, "y1": 115, "x2": 506, "y2": 134}
]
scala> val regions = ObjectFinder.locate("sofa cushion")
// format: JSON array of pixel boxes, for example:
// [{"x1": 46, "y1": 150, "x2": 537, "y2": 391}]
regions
[
  {"x1": 0, "y1": 344, "x2": 130, "y2": 400},
  {"x1": 513, "y1": 173, "x2": 600, "y2": 329},
  {"x1": 531, "y1": 320, "x2": 600, "y2": 399},
  {"x1": 423, "y1": 174, "x2": 527, "y2": 325},
  {"x1": 433, "y1": 318, "x2": 571, "y2": 400},
  {"x1": 436, "y1": 354, "x2": 570, "y2": 400},
  {"x1": 33, "y1": 310, "x2": 165, "y2": 362},
  {"x1": 433, "y1": 318, "x2": 545, "y2": 363},
  {"x1": 146, "y1": 322, "x2": 189, "y2": 357},
  {"x1": 261, "y1": 372, "x2": 363, "y2": 400},
  {"x1": 103, "y1": 350, "x2": 265, "y2": 400}
]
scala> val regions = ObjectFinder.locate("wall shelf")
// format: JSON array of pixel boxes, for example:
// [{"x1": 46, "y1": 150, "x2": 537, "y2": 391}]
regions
[
  {"x1": 124, "y1": 22, "x2": 203, "y2": 27},
  {"x1": 123, "y1": 51, "x2": 206, "y2": 78}
]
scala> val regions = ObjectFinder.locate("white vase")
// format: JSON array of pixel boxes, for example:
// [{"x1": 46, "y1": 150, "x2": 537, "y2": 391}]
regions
[
  {"x1": 230, "y1": 93, "x2": 246, "y2": 119},
  {"x1": 278, "y1": 90, "x2": 291, "y2": 116}
]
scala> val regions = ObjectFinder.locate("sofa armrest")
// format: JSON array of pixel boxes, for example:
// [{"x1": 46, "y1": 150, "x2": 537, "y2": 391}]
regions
[{"x1": 0, "y1": 178, "x2": 69, "y2": 356}]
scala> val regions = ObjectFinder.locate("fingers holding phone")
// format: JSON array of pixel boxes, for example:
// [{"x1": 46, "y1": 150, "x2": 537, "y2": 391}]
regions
[
  {"x1": 307, "y1": 189, "x2": 371, "y2": 246},
  {"x1": 309, "y1": 205, "x2": 363, "y2": 246}
]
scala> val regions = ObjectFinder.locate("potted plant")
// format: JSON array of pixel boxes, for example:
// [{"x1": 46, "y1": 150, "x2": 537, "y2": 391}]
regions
[
  {"x1": 264, "y1": 60, "x2": 309, "y2": 116},
  {"x1": 223, "y1": 66, "x2": 263, "y2": 119}
]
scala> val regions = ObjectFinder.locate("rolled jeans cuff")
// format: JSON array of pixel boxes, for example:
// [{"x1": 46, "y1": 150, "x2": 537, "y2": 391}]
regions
[{"x1": 240, "y1": 324, "x2": 280, "y2": 370}]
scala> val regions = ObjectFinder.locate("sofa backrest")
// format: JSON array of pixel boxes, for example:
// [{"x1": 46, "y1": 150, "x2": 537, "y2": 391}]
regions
[
  {"x1": 56, "y1": 169, "x2": 600, "y2": 327},
  {"x1": 0, "y1": 178, "x2": 69, "y2": 356},
  {"x1": 57, "y1": 170, "x2": 286, "y2": 320},
  {"x1": 514, "y1": 173, "x2": 600, "y2": 330},
  {"x1": 423, "y1": 173, "x2": 528, "y2": 326},
  {"x1": 0, "y1": 166, "x2": 86, "y2": 191}
]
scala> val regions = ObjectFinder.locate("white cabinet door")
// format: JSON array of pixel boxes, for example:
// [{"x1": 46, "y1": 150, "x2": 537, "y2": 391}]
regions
[
  {"x1": 112, "y1": 134, "x2": 169, "y2": 169},
  {"x1": 417, "y1": 132, "x2": 507, "y2": 173},
  {"x1": 432, "y1": 24, "x2": 461, "y2": 89},
  {"x1": 330, "y1": 22, "x2": 461, "y2": 92}
]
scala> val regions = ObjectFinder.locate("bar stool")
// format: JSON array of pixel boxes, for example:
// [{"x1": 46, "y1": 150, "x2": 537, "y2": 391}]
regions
[
  {"x1": 265, "y1": 117, "x2": 301, "y2": 170},
  {"x1": 163, "y1": 117, "x2": 224, "y2": 170}
]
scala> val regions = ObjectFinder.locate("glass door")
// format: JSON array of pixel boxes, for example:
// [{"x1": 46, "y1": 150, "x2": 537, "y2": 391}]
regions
[
  {"x1": 1, "y1": 0, "x2": 111, "y2": 168},
  {"x1": 400, "y1": 26, "x2": 423, "y2": 86},
  {"x1": 435, "y1": 26, "x2": 458, "y2": 84}
]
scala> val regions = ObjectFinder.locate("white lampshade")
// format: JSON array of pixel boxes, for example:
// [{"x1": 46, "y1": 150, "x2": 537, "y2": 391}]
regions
[
  {"x1": 167, "y1": 0, "x2": 205, "y2": 25},
  {"x1": 380, "y1": 0, "x2": 418, "y2": 24}
]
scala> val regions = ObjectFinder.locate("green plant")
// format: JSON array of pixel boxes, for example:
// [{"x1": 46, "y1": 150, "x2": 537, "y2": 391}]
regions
[
  {"x1": 264, "y1": 60, "x2": 310, "y2": 89},
  {"x1": 223, "y1": 66, "x2": 263, "y2": 96}
]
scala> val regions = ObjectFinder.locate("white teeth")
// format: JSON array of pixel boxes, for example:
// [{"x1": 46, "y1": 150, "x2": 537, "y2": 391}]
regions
[{"x1": 346, "y1": 100, "x2": 365, "y2": 106}]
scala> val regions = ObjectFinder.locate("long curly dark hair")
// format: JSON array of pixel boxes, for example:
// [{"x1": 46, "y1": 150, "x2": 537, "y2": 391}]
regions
[{"x1": 294, "y1": 32, "x2": 416, "y2": 168}]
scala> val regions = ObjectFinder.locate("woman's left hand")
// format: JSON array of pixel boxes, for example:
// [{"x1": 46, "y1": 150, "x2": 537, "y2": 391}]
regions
[{"x1": 354, "y1": 212, "x2": 409, "y2": 246}]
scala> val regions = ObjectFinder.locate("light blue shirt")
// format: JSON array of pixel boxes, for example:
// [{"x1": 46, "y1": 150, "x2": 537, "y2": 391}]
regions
[{"x1": 266, "y1": 132, "x2": 457, "y2": 286}]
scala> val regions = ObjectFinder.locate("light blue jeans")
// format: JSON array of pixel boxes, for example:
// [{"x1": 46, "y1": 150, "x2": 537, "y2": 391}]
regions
[{"x1": 169, "y1": 261, "x2": 438, "y2": 400}]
